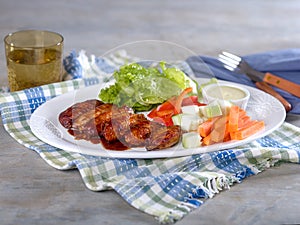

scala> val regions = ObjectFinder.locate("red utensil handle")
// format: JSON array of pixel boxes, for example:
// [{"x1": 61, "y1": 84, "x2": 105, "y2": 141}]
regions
[{"x1": 263, "y1": 72, "x2": 300, "y2": 98}]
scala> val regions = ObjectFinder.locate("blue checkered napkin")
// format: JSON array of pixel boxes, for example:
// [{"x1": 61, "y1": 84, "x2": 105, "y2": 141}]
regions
[
  {"x1": 187, "y1": 48, "x2": 300, "y2": 114},
  {"x1": 1, "y1": 51, "x2": 300, "y2": 224}
]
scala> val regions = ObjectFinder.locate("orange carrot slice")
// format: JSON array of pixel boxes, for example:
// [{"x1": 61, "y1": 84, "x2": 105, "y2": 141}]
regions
[
  {"x1": 198, "y1": 117, "x2": 219, "y2": 137},
  {"x1": 199, "y1": 105, "x2": 265, "y2": 145},
  {"x1": 228, "y1": 105, "x2": 240, "y2": 132},
  {"x1": 231, "y1": 120, "x2": 265, "y2": 140},
  {"x1": 238, "y1": 115, "x2": 250, "y2": 125},
  {"x1": 238, "y1": 108, "x2": 247, "y2": 117},
  {"x1": 238, "y1": 118, "x2": 256, "y2": 130},
  {"x1": 210, "y1": 116, "x2": 228, "y2": 143},
  {"x1": 202, "y1": 133, "x2": 212, "y2": 146}
]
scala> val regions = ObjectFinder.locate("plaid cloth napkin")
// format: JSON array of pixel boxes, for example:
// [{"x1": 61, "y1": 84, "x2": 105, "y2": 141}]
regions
[{"x1": 1, "y1": 50, "x2": 300, "y2": 224}]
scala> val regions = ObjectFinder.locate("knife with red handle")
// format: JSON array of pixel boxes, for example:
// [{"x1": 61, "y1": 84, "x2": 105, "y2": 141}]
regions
[
  {"x1": 263, "y1": 72, "x2": 300, "y2": 98},
  {"x1": 242, "y1": 71, "x2": 293, "y2": 112}
]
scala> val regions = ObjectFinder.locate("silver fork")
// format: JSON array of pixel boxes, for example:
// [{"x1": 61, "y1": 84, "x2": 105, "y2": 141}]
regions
[
  {"x1": 218, "y1": 51, "x2": 263, "y2": 82},
  {"x1": 218, "y1": 51, "x2": 292, "y2": 112}
]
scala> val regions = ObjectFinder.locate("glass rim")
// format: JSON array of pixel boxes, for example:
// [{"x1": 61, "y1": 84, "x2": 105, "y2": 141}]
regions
[{"x1": 4, "y1": 29, "x2": 64, "y2": 48}]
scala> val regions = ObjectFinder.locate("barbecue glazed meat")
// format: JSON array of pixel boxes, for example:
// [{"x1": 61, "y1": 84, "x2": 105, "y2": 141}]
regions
[
  {"x1": 58, "y1": 99, "x2": 181, "y2": 150},
  {"x1": 59, "y1": 99, "x2": 103, "y2": 129},
  {"x1": 145, "y1": 123, "x2": 181, "y2": 151}
]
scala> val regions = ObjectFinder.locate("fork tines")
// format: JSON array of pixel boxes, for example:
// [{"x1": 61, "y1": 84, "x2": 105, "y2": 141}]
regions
[{"x1": 218, "y1": 51, "x2": 242, "y2": 72}]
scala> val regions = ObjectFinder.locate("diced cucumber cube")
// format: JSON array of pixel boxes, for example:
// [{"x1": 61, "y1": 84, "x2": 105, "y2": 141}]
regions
[
  {"x1": 182, "y1": 132, "x2": 202, "y2": 148},
  {"x1": 172, "y1": 114, "x2": 204, "y2": 132},
  {"x1": 215, "y1": 99, "x2": 233, "y2": 115},
  {"x1": 181, "y1": 105, "x2": 199, "y2": 115},
  {"x1": 181, "y1": 115, "x2": 202, "y2": 131},
  {"x1": 199, "y1": 104, "x2": 223, "y2": 118},
  {"x1": 172, "y1": 114, "x2": 182, "y2": 126}
]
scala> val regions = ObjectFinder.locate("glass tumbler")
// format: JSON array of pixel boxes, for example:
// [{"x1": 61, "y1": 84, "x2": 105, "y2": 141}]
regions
[{"x1": 4, "y1": 30, "x2": 64, "y2": 92}]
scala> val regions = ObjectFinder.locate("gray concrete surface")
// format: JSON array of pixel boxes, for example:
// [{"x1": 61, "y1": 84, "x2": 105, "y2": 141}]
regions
[{"x1": 1, "y1": 0, "x2": 300, "y2": 225}]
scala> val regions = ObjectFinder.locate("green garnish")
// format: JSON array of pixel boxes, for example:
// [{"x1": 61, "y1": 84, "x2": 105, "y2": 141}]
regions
[{"x1": 98, "y1": 62, "x2": 197, "y2": 112}]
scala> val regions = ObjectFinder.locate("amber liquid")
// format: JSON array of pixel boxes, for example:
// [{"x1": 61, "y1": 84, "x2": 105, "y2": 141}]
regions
[{"x1": 7, "y1": 49, "x2": 62, "y2": 91}]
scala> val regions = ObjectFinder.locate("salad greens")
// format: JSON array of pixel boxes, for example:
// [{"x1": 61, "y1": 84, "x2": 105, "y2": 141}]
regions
[{"x1": 98, "y1": 62, "x2": 198, "y2": 112}]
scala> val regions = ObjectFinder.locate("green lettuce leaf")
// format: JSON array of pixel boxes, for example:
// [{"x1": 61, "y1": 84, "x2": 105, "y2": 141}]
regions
[{"x1": 98, "y1": 62, "x2": 197, "y2": 112}]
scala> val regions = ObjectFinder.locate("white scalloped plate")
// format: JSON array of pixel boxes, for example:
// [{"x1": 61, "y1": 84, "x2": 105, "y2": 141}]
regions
[{"x1": 29, "y1": 78, "x2": 286, "y2": 158}]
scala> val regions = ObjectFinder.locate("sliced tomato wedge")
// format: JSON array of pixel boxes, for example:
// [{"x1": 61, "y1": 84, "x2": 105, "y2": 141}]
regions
[
  {"x1": 148, "y1": 97, "x2": 176, "y2": 119},
  {"x1": 147, "y1": 88, "x2": 205, "y2": 126},
  {"x1": 182, "y1": 96, "x2": 206, "y2": 107},
  {"x1": 152, "y1": 116, "x2": 174, "y2": 126},
  {"x1": 147, "y1": 108, "x2": 158, "y2": 118},
  {"x1": 156, "y1": 109, "x2": 174, "y2": 117},
  {"x1": 157, "y1": 98, "x2": 176, "y2": 111},
  {"x1": 174, "y1": 87, "x2": 193, "y2": 114}
]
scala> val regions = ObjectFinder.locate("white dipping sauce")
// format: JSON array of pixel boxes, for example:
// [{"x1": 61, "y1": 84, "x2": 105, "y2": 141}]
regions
[
  {"x1": 206, "y1": 85, "x2": 246, "y2": 100},
  {"x1": 202, "y1": 83, "x2": 250, "y2": 109}
]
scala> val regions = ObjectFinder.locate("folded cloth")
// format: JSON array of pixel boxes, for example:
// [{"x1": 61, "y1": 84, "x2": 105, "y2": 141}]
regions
[
  {"x1": 187, "y1": 48, "x2": 300, "y2": 114},
  {"x1": 1, "y1": 50, "x2": 300, "y2": 224}
]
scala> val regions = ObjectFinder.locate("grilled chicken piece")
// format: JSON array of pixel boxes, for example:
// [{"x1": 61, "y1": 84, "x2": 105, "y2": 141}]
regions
[
  {"x1": 59, "y1": 99, "x2": 103, "y2": 129},
  {"x1": 110, "y1": 105, "x2": 136, "y2": 136},
  {"x1": 123, "y1": 115, "x2": 152, "y2": 147},
  {"x1": 73, "y1": 103, "x2": 113, "y2": 132},
  {"x1": 99, "y1": 112, "x2": 151, "y2": 149},
  {"x1": 58, "y1": 100, "x2": 181, "y2": 150},
  {"x1": 146, "y1": 124, "x2": 181, "y2": 150},
  {"x1": 101, "y1": 123, "x2": 117, "y2": 142}
]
